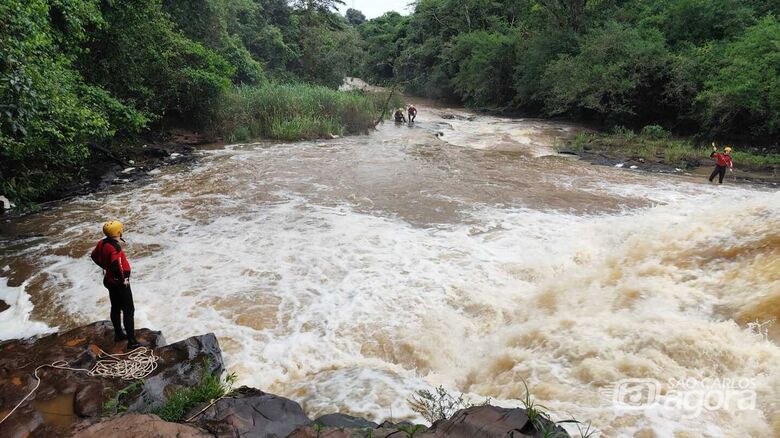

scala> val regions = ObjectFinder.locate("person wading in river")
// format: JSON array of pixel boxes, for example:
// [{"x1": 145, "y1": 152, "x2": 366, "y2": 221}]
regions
[
  {"x1": 91, "y1": 220, "x2": 140, "y2": 350},
  {"x1": 394, "y1": 108, "x2": 406, "y2": 123},
  {"x1": 709, "y1": 143, "x2": 734, "y2": 184},
  {"x1": 407, "y1": 105, "x2": 417, "y2": 122}
]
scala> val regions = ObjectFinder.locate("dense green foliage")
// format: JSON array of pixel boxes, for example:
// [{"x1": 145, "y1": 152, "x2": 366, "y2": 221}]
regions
[
  {"x1": 0, "y1": 0, "x2": 372, "y2": 204},
  {"x1": 358, "y1": 0, "x2": 780, "y2": 147}
]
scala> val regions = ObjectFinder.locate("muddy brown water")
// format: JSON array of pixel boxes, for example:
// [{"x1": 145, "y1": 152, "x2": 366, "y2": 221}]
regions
[{"x1": 1, "y1": 104, "x2": 778, "y2": 437}]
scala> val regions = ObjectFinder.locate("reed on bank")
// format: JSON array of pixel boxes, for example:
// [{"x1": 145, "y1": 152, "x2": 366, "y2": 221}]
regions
[{"x1": 210, "y1": 83, "x2": 401, "y2": 142}]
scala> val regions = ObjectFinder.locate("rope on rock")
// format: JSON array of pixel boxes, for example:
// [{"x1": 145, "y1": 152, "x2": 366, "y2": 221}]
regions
[
  {"x1": 0, "y1": 346, "x2": 158, "y2": 426},
  {"x1": 89, "y1": 347, "x2": 159, "y2": 380}
]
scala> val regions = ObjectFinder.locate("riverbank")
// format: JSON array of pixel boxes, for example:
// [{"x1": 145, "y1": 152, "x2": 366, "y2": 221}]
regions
[
  {"x1": 558, "y1": 129, "x2": 780, "y2": 185},
  {"x1": 0, "y1": 322, "x2": 572, "y2": 437},
  {"x1": 2, "y1": 84, "x2": 402, "y2": 214}
]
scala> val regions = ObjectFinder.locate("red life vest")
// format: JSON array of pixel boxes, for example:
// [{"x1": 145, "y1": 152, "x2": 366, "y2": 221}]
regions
[
  {"x1": 91, "y1": 238, "x2": 131, "y2": 285},
  {"x1": 712, "y1": 153, "x2": 733, "y2": 168}
]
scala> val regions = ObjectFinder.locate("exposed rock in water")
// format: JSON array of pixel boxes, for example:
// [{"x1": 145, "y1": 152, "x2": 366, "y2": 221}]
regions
[
  {"x1": 0, "y1": 322, "x2": 571, "y2": 438},
  {"x1": 315, "y1": 413, "x2": 379, "y2": 429},
  {"x1": 193, "y1": 386, "x2": 311, "y2": 437},
  {"x1": 125, "y1": 332, "x2": 223, "y2": 413},
  {"x1": 419, "y1": 405, "x2": 568, "y2": 438},
  {"x1": 73, "y1": 413, "x2": 211, "y2": 437},
  {"x1": 288, "y1": 424, "x2": 415, "y2": 438},
  {"x1": 0, "y1": 300, "x2": 9, "y2": 313}
]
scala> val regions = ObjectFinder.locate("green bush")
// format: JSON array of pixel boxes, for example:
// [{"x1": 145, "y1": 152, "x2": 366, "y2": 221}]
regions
[{"x1": 641, "y1": 125, "x2": 672, "y2": 139}]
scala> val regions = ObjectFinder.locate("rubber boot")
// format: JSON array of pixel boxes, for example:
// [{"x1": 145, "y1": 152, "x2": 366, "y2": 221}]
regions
[{"x1": 126, "y1": 339, "x2": 141, "y2": 351}]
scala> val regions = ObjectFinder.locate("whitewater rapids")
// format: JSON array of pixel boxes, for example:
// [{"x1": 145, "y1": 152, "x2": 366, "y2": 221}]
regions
[{"x1": 1, "y1": 105, "x2": 778, "y2": 437}]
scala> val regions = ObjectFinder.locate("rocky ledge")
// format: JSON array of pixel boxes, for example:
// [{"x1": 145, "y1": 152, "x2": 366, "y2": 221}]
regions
[{"x1": 0, "y1": 322, "x2": 569, "y2": 437}]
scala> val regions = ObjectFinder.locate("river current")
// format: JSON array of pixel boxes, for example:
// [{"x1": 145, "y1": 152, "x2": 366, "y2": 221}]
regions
[{"x1": 1, "y1": 105, "x2": 778, "y2": 437}]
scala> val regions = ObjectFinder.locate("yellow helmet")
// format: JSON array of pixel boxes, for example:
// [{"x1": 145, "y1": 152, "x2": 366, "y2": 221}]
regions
[
  {"x1": 724, "y1": 147, "x2": 732, "y2": 153},
  {"x1": 102, "y1": 220, "x2": 123, "y2": 238}
]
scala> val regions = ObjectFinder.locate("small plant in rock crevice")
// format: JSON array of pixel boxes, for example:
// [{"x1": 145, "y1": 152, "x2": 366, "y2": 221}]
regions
[
  {"x1": 102, "y1": 380, "x2": 145, "y2": 417},
  {"x1": 398, "y1": 423, "x2": 427, "y2": 437},
  {"x1": 149, "y1": 360, "x2": 237, "y2": 422},
  {"x1": 407, "y1": 385, "x2": 470, "y2": 423}
]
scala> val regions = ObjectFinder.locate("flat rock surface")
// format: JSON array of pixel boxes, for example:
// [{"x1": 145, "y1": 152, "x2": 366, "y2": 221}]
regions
[
  {"x1": 0, "y1": 321, "x2": 163, "y2": 437},
  {"x1": 73, "y1": 413, "x2": 211, "y2": 437},
  {"x1": 315, "y1": 413, "x2": 379, "y2": 429},
  {"x1": 0, "y1": 321, "x2": 224, "y2": 437}
]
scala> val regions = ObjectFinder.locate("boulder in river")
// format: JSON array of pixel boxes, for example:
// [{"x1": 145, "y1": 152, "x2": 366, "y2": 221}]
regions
[
  {"x1": 314, "y1": 412, "x2": 379, "y2": 429},
  {"x1": 419, "y1": 405, "x2": 569, "y2": 438},
  {"x1": 192, "y1": 386, "x2": 312, "y2": 437}
]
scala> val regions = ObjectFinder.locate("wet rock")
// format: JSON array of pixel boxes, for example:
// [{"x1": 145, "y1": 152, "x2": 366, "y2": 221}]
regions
[
  {"x1": 125, "y1": 332, "x2": 223, "y2": 412},
  {"x1": 0, "y1": 323, "x2": 226, "y2": 437},
  {"x1": 0, "y1": 321, "x2": 163, "y2": 437},
  {"x1": 73, "y1": 383, "x2": 106, "y2": 417},
  {"x1": 0, "y1": 299, "x2": 9, "y2": 313},
  {"x1": 288, "y1": 425, "x2": 408, "y2": 438},
  {"x1": 378, "y1": 420, "x2": 416, "y2": 429},
  {"x1": 72, "y1": 413, "x2": 211, "y2": 437},
  {"x1": 419, "y1": 405, "x2": 569, "y2": 438},
  {"x1": 315, "y1": 413, "x2": 379, "y2": 429},
  {"x1": 194, "y1": 386, "x2": 311, "y2": 437},
  {"x1": 143, "y1": 147, "x2": 170, "y2": 158}
]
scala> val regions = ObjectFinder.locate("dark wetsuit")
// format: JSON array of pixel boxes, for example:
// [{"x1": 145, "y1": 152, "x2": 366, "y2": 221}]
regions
[
  {"x1": 91, "y1": 238, "x2": 135, "y2": 341},
  {"x1": 394, "y1": 111, "x2": 406, "y2": 123},
  {"x1": 709, "y1": 152, "x2": 733, "y2": 184},
  {"x1": 408, "y1": 106, "x2": 417, "y2": 122}
]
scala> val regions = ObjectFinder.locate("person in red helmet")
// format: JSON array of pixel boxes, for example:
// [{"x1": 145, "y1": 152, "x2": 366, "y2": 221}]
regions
[
  {"x1": 91, "y1": 220, "x2": 140, "y2": 350},
  {"x1": 709, "y1": 143, "x2": 734, "y2": 184},
  {"x1": 407, "y1": 105, "x2": 417, "y2": 122}
]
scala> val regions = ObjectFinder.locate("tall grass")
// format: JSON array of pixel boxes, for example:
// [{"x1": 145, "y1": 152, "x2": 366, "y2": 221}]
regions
[
  {"x1": 210, "y1": 83, "x2": 399, "y2": 142},
  {"x1": 565, "y1": 127, "x2": 780, "y2": 170}
]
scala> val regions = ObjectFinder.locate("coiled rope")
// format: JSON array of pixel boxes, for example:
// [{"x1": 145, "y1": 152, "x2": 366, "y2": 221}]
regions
[{"x1": 0, "y1": 346, "x2": 158, "y2": 426}]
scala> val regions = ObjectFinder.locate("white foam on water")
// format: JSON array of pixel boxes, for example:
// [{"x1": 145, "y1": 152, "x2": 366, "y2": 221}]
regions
[
  {"x1": 2, "y1": 128, "x2": 778, "y2": 436},
  {"x1": 0, "y1": 279, "x2": 56, "y2": 340}
]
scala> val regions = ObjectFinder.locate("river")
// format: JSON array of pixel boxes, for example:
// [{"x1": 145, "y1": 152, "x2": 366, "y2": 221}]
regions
[{"x1": 1, "y1": 104, "x2": 778, "y2": 437}]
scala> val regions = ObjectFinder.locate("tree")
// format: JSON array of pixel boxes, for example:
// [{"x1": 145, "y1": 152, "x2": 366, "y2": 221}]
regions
[
  {"x1": 697, "y1": 16, "x2": 780, "y2": 138},
  {"x1": 541, "y1": 21, "x2": 672, "y2": 123},
  {"x1": 0, "y1": 0, "x2": 142, "y2": 202},
  {"x1": 81, "y1": 0, "x2": 234, "y2": 122},
  {"x1": 537, "y1": 0, "x2": 589, "y2": 32},
  {"x1": 293, "y1": 0, "x2": 345, "y2": 15},
  {"x1": 358, "y1": 12, "x2": 408, "y2": 83},
  {"x1": 346, "y1": 8, "x2": 366, "y2": 25},
  {"x1": 444, "y1": 31, "x2": 516, "y2": 106}
]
